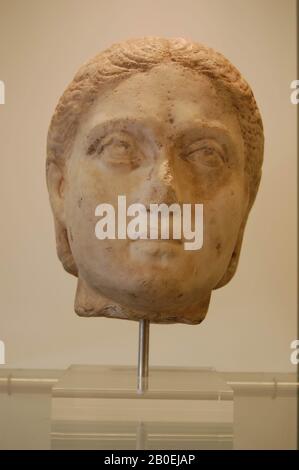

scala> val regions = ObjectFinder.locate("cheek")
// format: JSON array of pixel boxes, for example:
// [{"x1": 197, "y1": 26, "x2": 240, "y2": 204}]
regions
[
  {"x1": 64, "y1": 160, "x2": 151, "y2": 248},
  {"x1": 203, "y1": 181, "x2": 247, "y2": 257},
  {"x1": 174, "y1": 157, "x2": 235, "y2": 201},
  {"x1": 72, "y1": 159, "x2": 150, "y2": 204}
]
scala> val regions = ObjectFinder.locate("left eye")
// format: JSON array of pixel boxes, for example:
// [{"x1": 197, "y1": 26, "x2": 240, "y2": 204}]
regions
[{"x1": 184, "y1": 141, "x2": 225, "y2": 168}]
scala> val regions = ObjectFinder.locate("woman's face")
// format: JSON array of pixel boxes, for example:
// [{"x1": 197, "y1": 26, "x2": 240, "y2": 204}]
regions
[{"x1": 63, "y1": 63, "x2": 249, "y2": 323}]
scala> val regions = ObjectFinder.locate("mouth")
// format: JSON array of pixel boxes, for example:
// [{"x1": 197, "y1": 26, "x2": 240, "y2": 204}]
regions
[
  {"x1": 132, "y1": 237, "x2": 182, "y2": 244},
  {"x1": 130, "y1": 238, "x2": 182, "y2": 260}
]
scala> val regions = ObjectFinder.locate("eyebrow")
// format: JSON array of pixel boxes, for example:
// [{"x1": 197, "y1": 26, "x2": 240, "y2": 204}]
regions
[
  {"x1": 86, "y1": 117, "x2": 234, "y2": 141},
  {"x1": 191, "y1": 119, "x2": 231, "y2": 133},
  {"x1": 85, "y1": 118, "x2": 148, "y2": 140}
]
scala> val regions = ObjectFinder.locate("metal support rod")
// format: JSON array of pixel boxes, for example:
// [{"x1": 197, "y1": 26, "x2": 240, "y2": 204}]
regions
[{"x1": 137, "y1": 319, "x2": 150, "y2": 393}]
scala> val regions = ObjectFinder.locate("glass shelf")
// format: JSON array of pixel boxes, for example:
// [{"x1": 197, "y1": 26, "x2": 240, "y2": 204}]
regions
[{"x1": 51, "y1": 365, "x2": 234, "y2": 450}]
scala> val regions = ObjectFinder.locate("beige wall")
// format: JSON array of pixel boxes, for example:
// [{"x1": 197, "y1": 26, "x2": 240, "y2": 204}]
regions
[{"x1": 0, "y1": 0, "x2": 297, "y2": 371}]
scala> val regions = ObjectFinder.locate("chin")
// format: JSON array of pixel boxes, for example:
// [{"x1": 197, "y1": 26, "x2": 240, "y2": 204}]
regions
[{"x1": 75, "y1": 272, "x2": 212, "y2": 324}]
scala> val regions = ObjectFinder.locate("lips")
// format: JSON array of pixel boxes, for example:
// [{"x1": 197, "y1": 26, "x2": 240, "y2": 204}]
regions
[
  {"x1": 133, "y1": 233, "x2": 183, "y2": 244},
  {"x1": 132, "y1": 216, "x2": 184, "y2": 243},
  {"x1": 130, "y1": 238, "x2": 182, "y2": 260}
]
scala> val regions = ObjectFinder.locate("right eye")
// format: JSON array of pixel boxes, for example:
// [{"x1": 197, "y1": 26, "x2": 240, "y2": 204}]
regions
[
  {"x1": 86, "y1": 138, "x2": 101, "y2": 156},
  {"x1": 86, "y1": 132, "x2": 144, "y2": 170},
  {"x1": 87, "y1": 135, "x2": 133, "y2": 156}
]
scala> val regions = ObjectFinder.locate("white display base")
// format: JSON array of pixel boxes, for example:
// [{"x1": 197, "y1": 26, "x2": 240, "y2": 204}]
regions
[{"x1": 51, "y1": 365, "x2": 233, "y2": 450}]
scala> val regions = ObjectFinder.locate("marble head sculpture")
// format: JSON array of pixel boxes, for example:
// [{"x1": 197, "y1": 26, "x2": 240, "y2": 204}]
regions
[{"x1": 46, "y1": 37, "x2": 264, "y2": 324}]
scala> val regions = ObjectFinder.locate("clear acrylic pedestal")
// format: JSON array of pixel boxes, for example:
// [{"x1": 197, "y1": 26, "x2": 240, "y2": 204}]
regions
[{"x1": 51, "y1": 365, "x2": 234, "y2": 450}]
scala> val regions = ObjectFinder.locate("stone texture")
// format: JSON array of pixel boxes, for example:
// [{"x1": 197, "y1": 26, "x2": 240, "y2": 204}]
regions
[{"x1": 46, "y1": 37, "x2": 264, "y2": 324}]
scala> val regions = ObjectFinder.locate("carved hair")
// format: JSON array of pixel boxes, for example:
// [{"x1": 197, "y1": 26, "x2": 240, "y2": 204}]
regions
[
  {"x1": 46, "y1": 37, "x2": 264, "y2": 284},
  {"x1": 47, "y1": 37, "x2": 263, "y2": 205}
]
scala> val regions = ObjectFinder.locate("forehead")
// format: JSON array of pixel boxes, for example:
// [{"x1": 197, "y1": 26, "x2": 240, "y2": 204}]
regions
[{"x1": 79, "y1": 63, "x2": 242, "y2": 140}]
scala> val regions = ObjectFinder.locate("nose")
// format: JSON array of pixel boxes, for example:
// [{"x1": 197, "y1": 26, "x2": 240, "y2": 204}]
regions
[{"x1": 141, "y1": 159, "x2": 179, "y2": 206}]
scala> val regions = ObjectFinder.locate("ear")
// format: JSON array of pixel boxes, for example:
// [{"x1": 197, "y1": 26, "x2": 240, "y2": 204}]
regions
[
  {"x1": 46, "y1": 161, "x2": 78, "y2": 277},
  {"x1": 46, "y1": 161, "x2": 66, "y2": 223}
]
